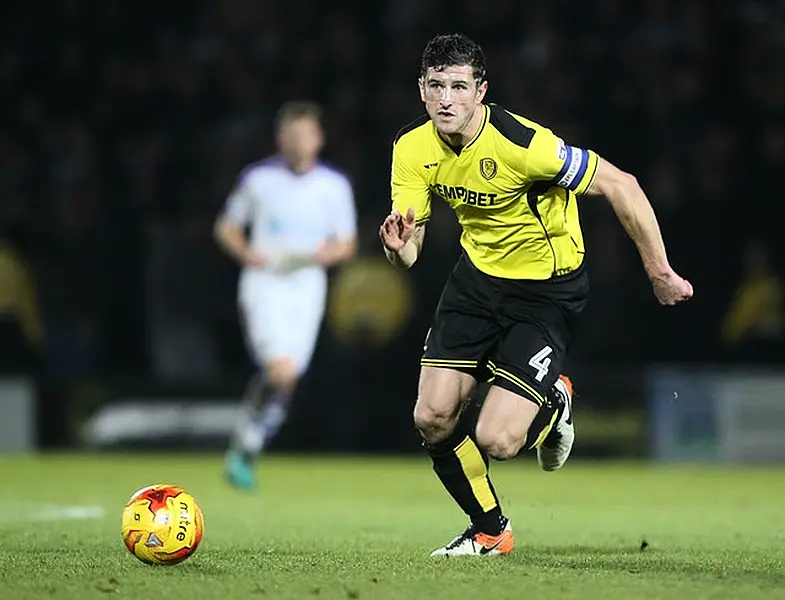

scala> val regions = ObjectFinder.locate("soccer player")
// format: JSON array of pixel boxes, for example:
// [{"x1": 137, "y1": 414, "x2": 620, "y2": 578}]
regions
[
  {"x1": 215, "y1": 101, "x2": 358, "y2": 489},
  {"x1": 379, "y1": 34, "x2": 693, "y2": 556}
]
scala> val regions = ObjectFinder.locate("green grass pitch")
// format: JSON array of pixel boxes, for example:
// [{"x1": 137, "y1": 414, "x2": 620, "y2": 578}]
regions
[{"x1": 0, "y1": 454, "x2": 784, "y2": 599}]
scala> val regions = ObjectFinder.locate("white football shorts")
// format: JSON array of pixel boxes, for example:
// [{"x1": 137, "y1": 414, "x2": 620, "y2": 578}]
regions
[{"x1": 238, "y1": 269, "x2": 327, "y2": 375}]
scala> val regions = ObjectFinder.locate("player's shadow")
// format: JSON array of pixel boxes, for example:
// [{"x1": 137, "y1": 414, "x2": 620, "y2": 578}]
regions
[
  {"x1": 524, "y1": 544, "x2": 643, "y2": 557},
  {"x1": 164, "y1": 560, "x2": 232, "y2": 576},
  {"x1": 513, "y1": 544, "x2": 785, "y2": 585}
]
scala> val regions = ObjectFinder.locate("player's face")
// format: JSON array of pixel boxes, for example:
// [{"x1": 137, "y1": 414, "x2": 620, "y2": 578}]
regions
[
  {"x1": 277, "y1": 116, "x2": 324, "y2": 164},
  {"x1": 419, "y1": 66, "x2": 487, "y2": 137}
]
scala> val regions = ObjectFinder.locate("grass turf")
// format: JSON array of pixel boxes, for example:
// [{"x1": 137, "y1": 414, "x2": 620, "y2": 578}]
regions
[{"x1": 0, "y1": 454, "x2": 784, "y2": 599}]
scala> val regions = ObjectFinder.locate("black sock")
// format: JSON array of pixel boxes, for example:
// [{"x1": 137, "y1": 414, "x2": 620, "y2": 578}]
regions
[
  {"x1": 424, "y1": 400, "x2": 505, "y2": 536},
  {"x1": 527, "y1": 386, "x2": 565, "y2": 450},
  {"x1": 231, "y1": 373, "x2": 285, "y2": 458}
]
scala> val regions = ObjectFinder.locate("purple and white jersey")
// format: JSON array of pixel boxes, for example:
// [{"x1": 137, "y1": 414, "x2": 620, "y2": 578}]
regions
[
  {"x1": 222, "y1": 156, "x2": 357, "y2": 371},
  {"x1": 222, "y1": 155, "x2": 357, "y2": 263}
]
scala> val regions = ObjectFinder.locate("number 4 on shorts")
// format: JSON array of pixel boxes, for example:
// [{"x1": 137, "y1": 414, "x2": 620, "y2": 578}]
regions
[{"x1": 528, "y1": 346, "x2": 553, "y2": 382}]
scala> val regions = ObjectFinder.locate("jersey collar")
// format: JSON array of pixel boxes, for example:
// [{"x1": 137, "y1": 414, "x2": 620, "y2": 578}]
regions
[{"x1": 433, "y1": 105, "x2": 488, "y2": 156}]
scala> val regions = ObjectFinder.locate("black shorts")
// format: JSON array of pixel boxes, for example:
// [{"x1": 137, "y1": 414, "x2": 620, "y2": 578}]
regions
[{"x1": 421, "y1": 253, "x2": 589, "y2": 406}]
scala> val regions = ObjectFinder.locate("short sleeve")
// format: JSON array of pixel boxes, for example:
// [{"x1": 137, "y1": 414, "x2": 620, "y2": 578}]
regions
[
  {"x1": 331, "y1": 175, "x2": 357, "y2": 239},
  {"x1": 221, "y1": 176, "x2": 254, "y2": 226},
  {"x1": 390, "y1": 141, "x2": 431, "y2": 225},
  {"x1": 526, "y1": 128, "x2": 599, "y2": 195}
]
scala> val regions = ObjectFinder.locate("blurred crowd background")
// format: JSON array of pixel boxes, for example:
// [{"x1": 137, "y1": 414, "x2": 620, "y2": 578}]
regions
[{"x1": 1, "y1": 0, "x2": 784, "y2": 451}]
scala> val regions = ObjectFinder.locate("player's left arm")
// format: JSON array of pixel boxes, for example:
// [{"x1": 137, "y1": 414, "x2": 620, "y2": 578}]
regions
[
  {"x1": 584, "y1": 159, "x2": 668, "y2": 279},
  {"x1": 316, "y1": 175, "x2": 358, "y2": 267},
  {"x1": 525, "y1": 126, "x2": 692, "y2": 306},
  {"x1": 584, "y1": 158, "x2": 693, "y2": 306},
  {"x1": 316, "y1": 237, "x2": 357, "y2": 267}
]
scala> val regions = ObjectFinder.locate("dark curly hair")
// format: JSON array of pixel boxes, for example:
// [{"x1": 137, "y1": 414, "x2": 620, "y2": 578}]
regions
[{"x1": 420, "y1": 33, "x2": 486, "y2": 83}]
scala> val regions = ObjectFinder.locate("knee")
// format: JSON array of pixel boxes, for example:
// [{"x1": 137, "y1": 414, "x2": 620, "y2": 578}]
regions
[
  {"x1": 413, "y1": 401, "x2": 458, "y2": 442},
  {"x1": 414, "y1": 367, "x2": 476, "y2": 443},
  {"x1": 265, "y1": 358, "x2": 298, "y2": 394},
  {"x1": 475, "y1": 423, "x2": 526, "y2": 460}
]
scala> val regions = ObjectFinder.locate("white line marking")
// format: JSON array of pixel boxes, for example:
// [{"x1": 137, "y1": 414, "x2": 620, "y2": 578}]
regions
[
  {"x1": 32, "y1": 505, "x2": 105, "y2": 521},
  {"x1": 0, "y1": 504, "x2": 105, "y2": 523}
]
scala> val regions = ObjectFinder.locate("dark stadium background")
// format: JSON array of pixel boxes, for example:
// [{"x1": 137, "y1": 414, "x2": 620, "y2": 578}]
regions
[{"x1": 1, "y1": 0, "x2": 783, "y2": 455}]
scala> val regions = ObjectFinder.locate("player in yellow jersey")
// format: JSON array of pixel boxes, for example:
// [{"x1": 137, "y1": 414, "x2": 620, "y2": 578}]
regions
[{"x1": 379, "y1": 33, "x2": 693, "y2": 557}]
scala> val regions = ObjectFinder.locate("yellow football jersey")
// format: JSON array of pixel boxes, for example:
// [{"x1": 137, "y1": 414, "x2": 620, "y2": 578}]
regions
[{"x1": 391, "y1": 103, "x2": 599, "y2": 280}]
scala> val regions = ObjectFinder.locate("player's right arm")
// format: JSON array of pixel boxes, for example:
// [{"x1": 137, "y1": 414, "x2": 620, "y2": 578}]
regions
[
  {"x1": 380, "y1": 209, "x2": 425, "y2": 268},
  {"x1": 214, "y1": 178, "x2": 266, "y2": 268},
  {"x1": 381, "y1": 136, "x2": 431, "y2": 269}
]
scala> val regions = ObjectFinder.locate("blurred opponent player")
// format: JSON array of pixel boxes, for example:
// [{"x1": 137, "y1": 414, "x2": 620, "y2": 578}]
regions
[
  {"x1": 379, "y1": 34, "x2": 693, "y2": 555},
  {"x1": 215, "y1": 101, "x2": 358, "y2": 489}
]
